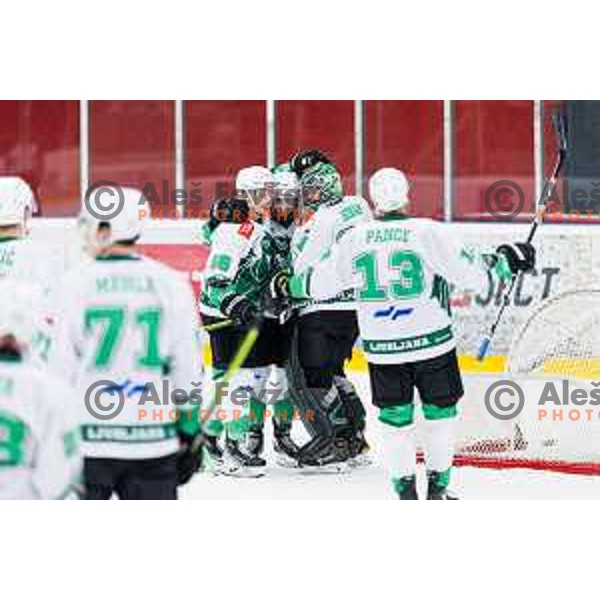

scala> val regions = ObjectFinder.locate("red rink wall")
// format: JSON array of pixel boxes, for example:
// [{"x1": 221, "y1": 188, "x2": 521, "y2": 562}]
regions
[{"x1": 0, "y1": 100, "x2": 551, "y2": 222}]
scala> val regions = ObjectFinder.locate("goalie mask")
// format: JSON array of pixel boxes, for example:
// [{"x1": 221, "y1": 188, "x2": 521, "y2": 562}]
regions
[
  {"x1": 299, "y1": 162, "x2": 343, "y2": 207},
  {"x1": 0, "y1": 177, "x2": 37, "y2": 233},
  {"x1": 369, "y1": 168, "x2": 410, "y2": 213}
]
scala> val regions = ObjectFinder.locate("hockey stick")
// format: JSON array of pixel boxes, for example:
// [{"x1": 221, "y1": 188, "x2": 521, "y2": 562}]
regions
[
  {"x1": 477, "y1": 109, "x2": 569, "y2": 361},
  {"x1": 188, "y1": 317, "x2": 263, "y2": 468},
  {"x1": 201, "y1": 317, "x2": 262, "y2": 418},
  {"x1": 201, "y1": 318, "x2": 235, "y2": 333}
]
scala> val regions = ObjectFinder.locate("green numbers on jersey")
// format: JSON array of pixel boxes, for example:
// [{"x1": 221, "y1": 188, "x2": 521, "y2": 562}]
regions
[
  {"x1": 0, "y1": 412, "x2": 27, "y2": 466},
  {"x1": 85, "y1": 308, "x2": 125, "y2": 367},
  {"x1": 354, "y1": 250, "x2": 424, "y2": 301},
  {"x1": 210, "y1": 253, "x2": 232, "y2": 273},
  {"x1": 85, "y1": 307, "x2": 165, "y2": 370},
  {"x1": 135, "y1": 309, "x2": 164, "y2": 368}
]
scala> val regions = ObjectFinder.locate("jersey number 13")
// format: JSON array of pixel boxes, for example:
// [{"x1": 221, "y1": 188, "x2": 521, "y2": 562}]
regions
[{"x1": 353, "y1": 250, "x2": 424, "y2": 301}]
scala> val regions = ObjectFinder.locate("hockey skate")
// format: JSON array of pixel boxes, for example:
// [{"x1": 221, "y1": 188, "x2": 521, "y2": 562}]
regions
[
  {"x1": 246, "y1": 427, "x2": 265, "y2": 458},
  {"x1": 297, "y1": 435, "x2": 351, "y2": 474},
  {"x1": 426, "y1": 471, "x2": 458, "y2": 500},
  {"x1": 393, "y1": 475, "x2": 419, "y2": 500},
  {"x1": 273, "y1": 418, "x2": 301, "y2": 468},
  {"x1": 200, "y1": 433, "x2": 225, "y2": 475},
  {"x1": 219, "y1": 434, "x2": 267, "y2": 478},
  {"x1": 347, "y1": 430, "x2": 373, "y2": 468}
]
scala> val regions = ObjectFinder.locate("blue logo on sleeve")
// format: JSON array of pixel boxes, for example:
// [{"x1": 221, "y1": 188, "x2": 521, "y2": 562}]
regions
[{"x1": 373, "y1": 306, "x2": 414, "y2": 321}]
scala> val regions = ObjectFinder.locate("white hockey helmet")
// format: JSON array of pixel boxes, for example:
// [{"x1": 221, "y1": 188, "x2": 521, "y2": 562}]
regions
[
  {"x1": 273, "y1": 170, "x2": 300, "y2": 194},
  {"x1": 273, "y1": 170, "x2": 301, "y2": 223},
  {"x1": 369, "y1": 168, "x2": 410, "y2": 213},
  {"x1": 0, "y1": 280, "x2": 43, "y2": 346},
  {"x1": 81, "y1": 185, "x2": 150, "y2": 247},
  {"x1": 105, "y1": 186, "x2": 150, "y2": 242},
  {"x1": 0, "y1": 177, "x2": 36, "y2": 227},
  {"x1": 235, "y1": 166, "x2": 274, "y2": 192}
]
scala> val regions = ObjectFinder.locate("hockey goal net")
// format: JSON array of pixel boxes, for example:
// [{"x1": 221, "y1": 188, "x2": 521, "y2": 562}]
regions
[{"x1": 453, "y1": 288, "x2": 600, "y2": 474}]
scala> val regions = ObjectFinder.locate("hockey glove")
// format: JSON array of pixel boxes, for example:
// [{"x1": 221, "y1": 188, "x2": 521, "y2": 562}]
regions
[
  {"x1": 270, "y1": 270, "x2": 291, "y2": 299},
  {"x1": 270, "y1": 270, "x2": 311, "y2": 300},
  {"x1": 177, "y1": 432, "x2": 203, "y2": 485},
  {"x1": 496, "y1": 242, "x2": 536, "y2": 274},
  {"x1": 220, "y1": 293, "x2": 257, "y2": 326}
]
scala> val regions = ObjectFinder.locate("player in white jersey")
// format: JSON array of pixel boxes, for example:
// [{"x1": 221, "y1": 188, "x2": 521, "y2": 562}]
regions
[
  {"x1": 247, "y1": 165, "x2": 301, "y2": 466},
  {"x1": 199, "y1": 167, "x2": 299, "y2": 475},
  {"x1": 48, "y1": 187, "x2": 202, "y2": 499},
  {"x1": 293, "y1": 167, "x2": 535, "y2": 498},
  {"x1": 283, "y1": 152, "x2": 372, "y2": 466},
  {"x1": 0, "y1": 177, "x2": 67, "y2": 362},
  {"x1": 0, "y1": 177, "x2": 66, "y2": 285},
  {"x1": 0, "y1": 280, "x2": 82, "y2": 499}
]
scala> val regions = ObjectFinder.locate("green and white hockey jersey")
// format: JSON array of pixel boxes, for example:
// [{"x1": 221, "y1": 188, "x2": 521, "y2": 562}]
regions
[
  {"x1": 48, "y1": 254, "x2": 202, "y2": 460},
  {"x1": 0, "y1": 235, "x2": 63, "y2": 283},
  {"x1": 0, "y1": 235, "x2": 72, "y2": 362},
  {"x1": 0, "y1": 358, "x2": 81, "y2": 499},
  {"x1": 199, "y1": 220, "x2": 286, "y2": 318},
  {"x1": 291, "y1": 195, "x2": 372, "y2": 315},
  {"x1": 305, "y1": 215, "x2": 489, "y2": 364}
]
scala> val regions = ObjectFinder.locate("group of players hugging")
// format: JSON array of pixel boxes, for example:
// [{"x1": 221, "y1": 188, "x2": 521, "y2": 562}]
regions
[{"x1": 0, "y1": 149, "x2": 536, "y2": 500}]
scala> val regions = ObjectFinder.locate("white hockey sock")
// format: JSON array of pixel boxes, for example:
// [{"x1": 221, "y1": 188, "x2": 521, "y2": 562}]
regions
[
  {"x1": 423, "y1": 416, "x2": 456, "y2": 473},
  {"x1": 379, "y1": 421, "x2": 417, "y2": 479}
]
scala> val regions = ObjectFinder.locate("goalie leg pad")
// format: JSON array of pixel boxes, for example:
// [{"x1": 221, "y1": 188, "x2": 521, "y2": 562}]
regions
[
  {"x1": 286, "y1": 325, "x2": 334, "y2": 443},
  {"x1": 334, "y1": 374, "x2": 366, "y2": 429}
]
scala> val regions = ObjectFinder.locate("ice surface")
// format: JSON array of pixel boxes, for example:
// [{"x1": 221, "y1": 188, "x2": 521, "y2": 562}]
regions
[{"x1": 181, "y1": 373, "x2": 600, "y2": 500}]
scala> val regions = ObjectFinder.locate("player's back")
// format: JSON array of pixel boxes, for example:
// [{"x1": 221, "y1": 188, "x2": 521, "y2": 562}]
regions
[
  {"x1": 0, "y1": 235, "x2": 65, "y2": 287},
  {"x1": 0, "y1": 361, "x2": 80, "y2": 499},
  {"x1": 291, "y1": 196, "x2": 371, "y2": 271},
  {"x1": 350, "y1": 216, "x2": 440, "y2": 302},
  {"x1": 51, "y1": 254, "x2": 199, "y2": 459},
  {"x1": 342, "y1": 216, "x2": 485, "y2": 364},
  {"x1": 291, "y1": 195, "x2": 371, "y2": 314}
]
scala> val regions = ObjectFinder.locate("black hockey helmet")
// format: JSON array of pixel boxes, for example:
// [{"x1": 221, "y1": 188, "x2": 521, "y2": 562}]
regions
[
  {"x1": 290, "y1": 149, "x2": 334, "y2": 177},
  {"x1": 211, "y1": 196, "x2": 250, "y2": 225}
]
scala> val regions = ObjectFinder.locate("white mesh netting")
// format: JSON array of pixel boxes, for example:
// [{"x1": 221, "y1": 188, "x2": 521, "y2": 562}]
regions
[{"x1": 455, "y1": 288, "x2": 600, "y2": 474}]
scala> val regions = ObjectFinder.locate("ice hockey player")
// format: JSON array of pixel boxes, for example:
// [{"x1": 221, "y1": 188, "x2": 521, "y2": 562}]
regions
[
  {"x1": 281, "y1": 151, "x2": 372, "y2": 467},
  {"x1": 0, "y1": 177, "x2": 65, "y2": 361},
  {"x1": 292, "y1": 167, "x2": 535, "y2": 498},
  {"x1": 0, "y1": 176, "x2": 66, "y2": 286},
  {"x1": 0, "y1": 280, "x2": 82, "y2": 499},
  {"x1": 199, "y1": 166, "x2": 298, "y2": 476},
  {"x1": 262, "y1": 164, "x2": 303, "y2": 465},
  {"x1": 0, "y1": 177, "x2": 38, "y2": 279},
  {"x1": 48, "y1": 186, "x2": 202, "y2": 500}
]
